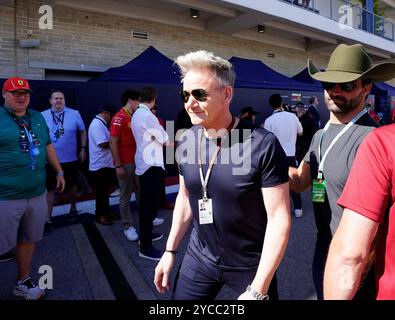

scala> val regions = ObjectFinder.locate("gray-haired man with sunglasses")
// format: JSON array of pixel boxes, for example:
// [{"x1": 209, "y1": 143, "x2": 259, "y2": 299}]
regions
[
  {"x1": 154, "y1": 50, "x2": 291, "y2": 300},
  {"x1": 289, "y1": 43, "x2": 395, "y2": 300}
]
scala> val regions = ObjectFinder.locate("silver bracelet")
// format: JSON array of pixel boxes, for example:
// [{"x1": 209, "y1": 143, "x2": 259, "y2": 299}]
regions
[
  {"x1": 56, "y1": 171, "x2": 64, "y2": 177},
  {"x1": 246, "y1": 285, "x2": 269, "y2": 300}
]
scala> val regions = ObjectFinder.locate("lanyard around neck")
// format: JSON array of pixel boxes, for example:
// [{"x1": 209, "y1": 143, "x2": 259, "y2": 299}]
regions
[
  {"x1": 273, "y1": 108, "x2": 282, "y2": 114},
  {"x1": 123, "y1": 107, "x2": 133, "y2": 117},
  {"x1": 317, "y1": 109, "x2": 367, "y2": 179},
  {"x1": 1, "y1": 106, "x2": 38, "y2": 170},
  {"x1": 95, "y1": 115, "x2": 108, "y2": 128},
  {"x1": 51, "y1": 110, "x2": 65, "y2": 126},
  {"x1": 198, "y1": 116, "x2": 235, "y2": 199}
]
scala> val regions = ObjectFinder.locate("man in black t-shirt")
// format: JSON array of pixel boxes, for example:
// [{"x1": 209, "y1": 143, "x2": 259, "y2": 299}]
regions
[
  {"x1": 294, "y1": 102, "x2": 316, "y2": 163},
  {"x1": 154, "y1": 50, "x2": 291, "y2": 300}
]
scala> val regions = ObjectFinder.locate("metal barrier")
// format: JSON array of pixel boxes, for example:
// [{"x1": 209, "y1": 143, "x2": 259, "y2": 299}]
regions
[{"x1": 279, "y1": 0, "x2": 394, "y2": 41}]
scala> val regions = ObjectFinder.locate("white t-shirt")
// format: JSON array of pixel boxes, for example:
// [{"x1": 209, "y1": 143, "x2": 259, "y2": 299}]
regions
[
  {"x1": 88, "y1": 115, "x2": 114, "y2": 171},
  {"x1": 263, "y1": 110, "x2": 303, "y2": 157},
  {"x1": 131, "y1": 103, "x2": 169, "y2": 176}
]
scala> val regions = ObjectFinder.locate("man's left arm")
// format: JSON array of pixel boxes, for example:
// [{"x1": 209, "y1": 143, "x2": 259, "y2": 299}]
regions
[{"x1": 238, "y1": 182, "x2": 291, "y2": 300}]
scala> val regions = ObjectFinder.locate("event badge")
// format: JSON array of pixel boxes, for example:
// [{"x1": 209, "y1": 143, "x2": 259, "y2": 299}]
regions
[
  {"x1": 198, "y1": 198, "x2": 213, "y2": 225},
  {"x1": 59, "y1": 125, "x2": 65, "y2": 135},
  {"x1": 31, "y1": 146, "x2": 40, "y2": 156},
  {"x1": 31, "y1": 132, "x2": 41, "y2": 147},
  {"x1": 20, "y1": 134, "x2": 29, "y2": 153},
  {"x1": 312, "y1": 179, "x2": 326, "y2": 203}
]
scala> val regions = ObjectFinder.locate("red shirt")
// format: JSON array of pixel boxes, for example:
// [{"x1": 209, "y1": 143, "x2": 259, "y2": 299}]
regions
[
  {"x1": 338, "y1": 125, "x2": 395, "y2": 299},
  {"x1": 368, "y1": 110, "x2": 380, "y2": 123},
  {"x1": 110, "y1": 108, "x2": 136, "y2": 165},
  {"x1": 157, "y1": 116, "x2": 165, "y2": 128}
]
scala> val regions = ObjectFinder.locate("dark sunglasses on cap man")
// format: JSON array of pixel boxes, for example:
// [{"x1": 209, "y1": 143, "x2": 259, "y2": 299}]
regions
[{"x1": 5, "y1": 90, "x2": 31, "y2": 97}]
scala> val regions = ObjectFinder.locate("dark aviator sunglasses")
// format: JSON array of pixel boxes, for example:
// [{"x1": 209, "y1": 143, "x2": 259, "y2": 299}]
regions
[
  {"x1": 321, "y1": 81, "x2": 357, "y2": 93},
  {"x1": 179, "y1": 89, "x2": 208, "y2": 103}
]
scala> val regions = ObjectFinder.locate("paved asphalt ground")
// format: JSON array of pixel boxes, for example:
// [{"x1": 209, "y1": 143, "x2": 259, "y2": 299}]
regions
[{"x1": 0, "y1": 190, "x2": 317, "y2": 301}]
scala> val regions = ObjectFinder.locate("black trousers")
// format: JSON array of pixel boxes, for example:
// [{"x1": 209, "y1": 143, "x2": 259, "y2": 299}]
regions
[
  {"x1": 138, "y1": 166, "x2": 164, "y2": 248},
  {"x1": 91, "y1": 167, "x2": 116, "y2": 218},
  {"x1": 173, "y1": 250, "x2": 278, "y2": 300}
]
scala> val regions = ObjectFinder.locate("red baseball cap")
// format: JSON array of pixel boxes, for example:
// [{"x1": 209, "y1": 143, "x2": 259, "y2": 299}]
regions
[{"x1": 2, "y1": 77, "x2": 32, "y2": 93}]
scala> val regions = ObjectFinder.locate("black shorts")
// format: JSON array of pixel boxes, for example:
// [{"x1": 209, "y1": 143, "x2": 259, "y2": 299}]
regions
[{"x1": 46, "y1": 161, "x2": 79, "y2": 192}]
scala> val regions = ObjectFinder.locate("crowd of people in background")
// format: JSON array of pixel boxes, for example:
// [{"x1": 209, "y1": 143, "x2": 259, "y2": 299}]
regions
[{"x1": 2, "y1": 42, "x2": 395, "y2": 301}]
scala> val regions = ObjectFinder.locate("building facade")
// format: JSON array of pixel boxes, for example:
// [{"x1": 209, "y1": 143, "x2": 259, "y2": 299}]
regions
[{"x1": 0, "y1": 0, "x2": 394, "y2": 84}]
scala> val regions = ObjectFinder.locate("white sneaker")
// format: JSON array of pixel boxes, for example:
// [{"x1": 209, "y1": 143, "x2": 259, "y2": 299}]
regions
[
  {"x1": 13, "y1": 277, "x2": 45, "y2": 300},
  {"x1": 110, "y1": 188, "x2": 120, "y2": 197},
  {"x1": 294, "y1": 209, "x2": 303, "y2": 218},
  {"x1": 124, "y1": 227, "x2": 139, "y2": 241},
  {"x1": 152, "y1": 217, "x2": 164, "y2": 226}
]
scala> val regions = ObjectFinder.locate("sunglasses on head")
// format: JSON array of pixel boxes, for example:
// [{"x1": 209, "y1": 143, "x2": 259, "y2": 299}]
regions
[
  {"x1": 179, "y1": 89, "x2": 208, "y2": 103},
  {"x1": 322, "y1": 81, "x2": 357, "y2": 92}
]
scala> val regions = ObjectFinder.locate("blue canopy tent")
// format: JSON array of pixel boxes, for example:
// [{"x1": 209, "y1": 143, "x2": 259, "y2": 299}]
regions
[
  {"x1": 292, "y1": 67, "x2": 322, "y2": 88},
  {"x1": 229, "y1": 57, "x2": 323, "y2": 122},
  {"x1": 372, "y1": 81, "x2": 395, "y2": 96},
  {"x1": 90, "y1": 50, "x2": 321, "y2": 123},
  {"x1": 91, "y1": 46, "x2": 181, "y2": 84},
  {"x1": 230, "y1": 57, "x2": 321, "y2": 92},
  {"x1": 88, "y1": 46, "x2": 183, "y2": 122}
]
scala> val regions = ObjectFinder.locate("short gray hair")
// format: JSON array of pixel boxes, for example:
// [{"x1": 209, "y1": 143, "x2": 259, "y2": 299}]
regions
[{"x1": 175, "y1": 50, "x2": 235, "y2": 88}]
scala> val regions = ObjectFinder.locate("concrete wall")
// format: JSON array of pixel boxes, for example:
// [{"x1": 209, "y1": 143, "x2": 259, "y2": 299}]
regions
[{"x1": 0, "y1": 0, "x2": 329, "y2": 80}]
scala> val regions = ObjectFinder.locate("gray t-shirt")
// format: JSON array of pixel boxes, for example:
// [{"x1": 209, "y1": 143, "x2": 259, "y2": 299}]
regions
[{"x1": 303, "y1": 113, "x2": 377, "y2": 237}]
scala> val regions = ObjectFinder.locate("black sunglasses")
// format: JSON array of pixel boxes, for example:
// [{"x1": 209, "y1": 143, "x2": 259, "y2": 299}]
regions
[
  {"x1": 322, "y1": 81, "x2": 357, "y2": 92},
  {"x1": 179, "y1": 89, "x2": 208, "y2": 103},
  {"x1": 6, "y1": 90, "x2": 31, "y2": 97}
]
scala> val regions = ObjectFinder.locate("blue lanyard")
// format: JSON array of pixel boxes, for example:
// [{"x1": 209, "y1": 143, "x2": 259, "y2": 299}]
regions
[
  {"x1": 25, "y1": 126, "x2": 38, "y2": 171},
  {"x1": 1, "y1": 106, "x2": 39, "y2": 171}
]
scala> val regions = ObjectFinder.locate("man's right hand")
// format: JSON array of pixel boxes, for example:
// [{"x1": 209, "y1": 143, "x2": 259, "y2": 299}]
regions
[{"x1": 116, "y1": 166, "x2": 126, "y2": 179}]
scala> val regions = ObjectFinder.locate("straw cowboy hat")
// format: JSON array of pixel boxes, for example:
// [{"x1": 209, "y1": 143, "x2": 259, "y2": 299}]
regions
[{"x1": 308, "y1": 43, "x2": 395, "y2": 83}]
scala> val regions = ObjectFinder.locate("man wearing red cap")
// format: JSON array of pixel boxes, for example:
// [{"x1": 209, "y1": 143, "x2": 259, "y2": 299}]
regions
[{"x1": 0, "y1": 77, "x2": 65, "y2": 300}]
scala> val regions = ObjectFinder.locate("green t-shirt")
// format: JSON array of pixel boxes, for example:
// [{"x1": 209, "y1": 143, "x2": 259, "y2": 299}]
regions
[{"x1": 0, "y1": 106, "x2": 51, "y2": 200}]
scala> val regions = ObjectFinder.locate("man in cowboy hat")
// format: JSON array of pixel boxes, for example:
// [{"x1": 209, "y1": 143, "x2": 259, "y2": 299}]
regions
[{"x1": 289, "y1": 43, "x2": 395, "y2": 299}]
